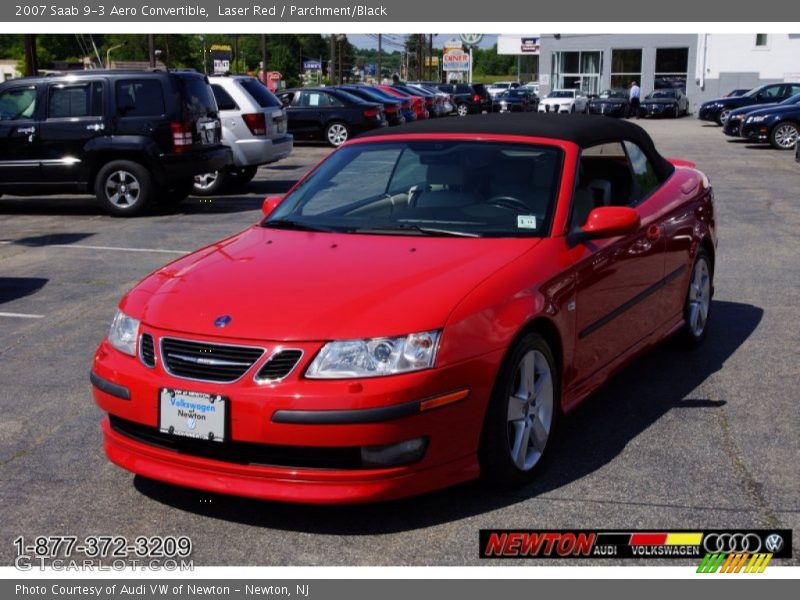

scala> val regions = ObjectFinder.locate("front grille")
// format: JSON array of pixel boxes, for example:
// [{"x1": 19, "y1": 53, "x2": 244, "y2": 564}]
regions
[
  {"x1": 255, "y1": 349, "x2": 303, "y2": 382},
  {"x1": 140, "y1": 333, "x2": 156, "y2": 368},
  {"x1": 160, "y1": 337, "x2": 264, "y2": 383},
  {"x1": 109, "y1": 415, "x2": 363, "y2": 470}
]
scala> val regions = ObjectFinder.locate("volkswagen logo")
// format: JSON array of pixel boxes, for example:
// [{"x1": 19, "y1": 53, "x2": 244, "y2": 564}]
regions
[
  {"x1": 765, "y1": 534, "x2": 784, "y2": 553},
  {"x1": 703, "y1": 533, "x2": 762, "y2": 554},
  {"x1": 214, "y1": 315, "x2": 232, "y2": 328}
]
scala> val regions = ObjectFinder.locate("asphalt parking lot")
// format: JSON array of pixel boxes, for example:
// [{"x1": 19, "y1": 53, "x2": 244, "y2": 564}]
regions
[{"x1": 0, "y1": 119, "x2": 798, "y2": 567}]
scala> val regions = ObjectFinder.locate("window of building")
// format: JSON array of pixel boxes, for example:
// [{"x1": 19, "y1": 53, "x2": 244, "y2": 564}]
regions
[
  {"x1": 611, "y1": 49, "x2": 642, "y2": 90},
  {"x1": 654, "y1": 48, "x2": 689, "y2": 92},
  {"x1": 551, "y1": 51, "x2": 602, "y2": 95},
  {"x1": 755, "y1": 34, "x2": 769, "y2": 47}
]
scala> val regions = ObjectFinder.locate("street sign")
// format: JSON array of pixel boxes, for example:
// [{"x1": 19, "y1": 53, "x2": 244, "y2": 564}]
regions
[
  {"x1": 459, "y1": 34, "x2": 484, "y2": 47},
  {"x1": 209, "y1": 44, "x2": 233, "y2": 75},
  {"x1": 443, "y1": 50, "x2": 470, "y2": 72},
  {"x1": 425, "y1": 56, "x2": 440, "y2": 67},
  {"x1": 303, "y1": 60, "x2": 322, "y2": 70}
]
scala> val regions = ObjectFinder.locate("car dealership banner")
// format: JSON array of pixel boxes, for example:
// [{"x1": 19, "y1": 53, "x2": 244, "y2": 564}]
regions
[{"x1": 3, "y1": 1, "x2": 800, "y2": 21}]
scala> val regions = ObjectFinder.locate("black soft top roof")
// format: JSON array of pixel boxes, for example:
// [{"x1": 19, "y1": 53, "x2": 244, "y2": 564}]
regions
[{"x1": 357, "y1": 113, "x2": 675, "y2": 180}]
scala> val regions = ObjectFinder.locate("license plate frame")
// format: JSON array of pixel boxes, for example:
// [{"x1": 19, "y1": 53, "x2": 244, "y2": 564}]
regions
[{"x1": 158, "y1": 388, "x2": 227, "y2": 443}]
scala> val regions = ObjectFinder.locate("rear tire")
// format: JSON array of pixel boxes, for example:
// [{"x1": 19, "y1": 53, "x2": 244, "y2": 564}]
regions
[
  {"x1": 457, "y1": 103, "x2": 469, "y2": 117},
  {"x1": 679, "y1": 249, "x2": 713, "y2": 347},
  {"x1": 95, "y1": 160, "x2": 153, "y2": 217},
  {"x1": 193, "y1": 170, "x2": 230, "y2": 196},
  {"x1": 479, "y1": 332, "x2": 559, "y2": 488}
]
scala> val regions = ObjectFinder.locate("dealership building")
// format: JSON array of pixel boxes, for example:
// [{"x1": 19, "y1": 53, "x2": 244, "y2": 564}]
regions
[{"x1": 532, "y1": 34, "x2": 800, "y2": 110}]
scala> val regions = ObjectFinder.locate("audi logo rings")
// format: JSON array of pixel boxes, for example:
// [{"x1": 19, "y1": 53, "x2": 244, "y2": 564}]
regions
[{"x1": 703, "y1": 533, "x2": 762, "y2": 553}]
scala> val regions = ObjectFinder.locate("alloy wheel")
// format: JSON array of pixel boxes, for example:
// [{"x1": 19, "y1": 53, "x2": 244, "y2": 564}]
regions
[
  {"x1": 506, "y1": 349, "x2": 554, "y2": 471},
  {"x1": 104, "y1": 170, "x2": 141, "y2": 208},
  {"x1": 773, "y1": 123, "x2": 798, "y2": 149},
  {"x1": 326, "y1": 123, "x2": 349, "y2": 146},
  {"x1": 687, "y1": 256, "x2": 711, "y2": 337},
  {"x1": 194, "y1": 171, "x2": 219, "y2": 191}
]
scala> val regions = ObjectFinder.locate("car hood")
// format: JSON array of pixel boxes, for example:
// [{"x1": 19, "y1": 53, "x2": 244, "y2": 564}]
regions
[
  {"x1": 122, "y1": 227, "x2": 541, "y2": 342},
  {"x1": 743, "y1": 104, "x2": 799, "y2": 118},
  {"x1": 704, "y1": 96, "x2": 748, "y2": 108},
  {"x1": 591, "y1": 98, "x2": 627, "y2": 104},
  {"x1": 543, "y1": 98, "x2": 574, "y2": 105}
]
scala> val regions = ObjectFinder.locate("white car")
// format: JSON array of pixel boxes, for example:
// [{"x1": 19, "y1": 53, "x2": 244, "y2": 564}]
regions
[
  {"x1": 487, "y1": 81, "x2": 519, "y2": 99},
  {"x1": 194, "y1": 75, "x2": 293, "y2": 195},
  {"x1": 538, "y1": 89, "x2": 589, "y2": 114}
]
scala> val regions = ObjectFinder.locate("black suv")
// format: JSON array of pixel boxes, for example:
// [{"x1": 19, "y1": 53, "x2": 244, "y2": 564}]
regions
[
  {"x1": 0, "y1": 69, "x2": 230, "y2": 216},
  {"x1": 436, "y1": 83, "x2": 491, "y2": 116}
]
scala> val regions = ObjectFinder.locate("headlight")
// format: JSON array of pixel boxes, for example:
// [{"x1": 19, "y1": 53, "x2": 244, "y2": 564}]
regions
[
  {"x1": 747, "y1": 115, "x2": 768, "y2": 123},
  {"x1": 306, "y1": 331, "x2": 440, "y2": 379},
  {"x1": 108, "y1": 310, "x2": 140, "y2": 356}
]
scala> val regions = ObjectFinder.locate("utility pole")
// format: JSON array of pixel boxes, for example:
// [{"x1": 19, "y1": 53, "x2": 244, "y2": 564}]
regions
[
  {"x1": 23, "y1": 34, "x2": 38, "y2": 76},
  {"x1": 329, "y1": 34, "x2": 335, "y2": 83},
  {"x1": 338, "y1": 36, "x2": 344, "y2": 84},
  {"x1": 148, "y1": 34, "x2": 156, "y2": 68},
  {"x1": 261, "y1": 34, "x2": 268, "y2": 82},
  {"x1": 377, "y1": 34, "x2": 382, "y2": 84},
  {"x1": 416, "y1": 34, "x2": 423, "y2": 80},
  {"x1": 428, "y1": 34, "x2": 433, "y2": 81}
]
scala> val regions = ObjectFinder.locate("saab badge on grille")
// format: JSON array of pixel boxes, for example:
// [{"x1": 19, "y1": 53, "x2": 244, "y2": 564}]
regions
[{"x1": 214, "y1": 315, "x2": 232, "y2": 328}]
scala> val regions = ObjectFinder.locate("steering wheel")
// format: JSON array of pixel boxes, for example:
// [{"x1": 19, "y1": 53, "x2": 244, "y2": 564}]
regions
[{"x1": 485, "y1": 196, "x2": 530, "y2": 212}]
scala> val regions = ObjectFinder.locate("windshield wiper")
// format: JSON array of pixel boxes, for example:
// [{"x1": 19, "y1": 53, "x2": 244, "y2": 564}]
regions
[
  {"x1": 262, "y1": 219, "x2": 338, "y2": 233},
  {"x1": 355, "y1": 224, "x2": 480, "y2": 238}
]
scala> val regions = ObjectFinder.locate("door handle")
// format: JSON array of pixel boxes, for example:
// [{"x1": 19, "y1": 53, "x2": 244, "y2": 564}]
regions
[
  {"x1": 16, "y1": 126, "x2": 35, "y2": 134},
  {"x1": 86, "y1": 123, "x2": 105, "y2": 131}
]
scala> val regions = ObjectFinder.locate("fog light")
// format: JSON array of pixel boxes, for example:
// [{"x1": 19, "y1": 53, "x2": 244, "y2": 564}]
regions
[{"x1": 361, "y1": 437, "x2": 427, "y2": 468}]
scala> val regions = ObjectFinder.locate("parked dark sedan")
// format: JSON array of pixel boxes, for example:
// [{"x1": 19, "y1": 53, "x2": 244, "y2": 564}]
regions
[
  {"x1": 493, "y1": 88, "x2": 537, "y2": 113},
  {"x1": 723, "y1": 93, "x2": 800, "y2": 138},
  {"x1": 639, "y1": 89, "x2": 689, "y2": 118},
  {"x1": 739, "y1": 95, "x2": 800, "y2": 150},
  {"x1": 698, "y1": 82, "x2": 800, "y2": 125},
  {"x1": 337, "y1": 85, "x2": 406, "y2": 126},
  {"x1": 586, "y1": 89, "x2": 630, "y2": 117},
  {"x1": 276, "y1": 87, "x2": 387, "y2": 146}
]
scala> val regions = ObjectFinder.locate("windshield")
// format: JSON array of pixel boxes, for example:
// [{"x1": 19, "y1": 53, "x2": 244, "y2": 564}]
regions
[
  {"x1": 648, "y1": 90, "x2": 677, "y2": 99},
  {"x1": 598, "y1": 90, "x2": 626, "y2": 99},
  {"x1": 548, "y1": 90, "x2": 575, "y2": 98},
  {"x1": 744, "y1": 86, "x2": 767, "y2": 98},
  {"x1": 500, "y1": 90, "x2": 524, "y2": 98},
  {"x1": 492, "y1": 83, "x2": 511, "y2": 89},
  {"x1": 264, "y1": 141, "x2": 562, "y2": 238}
]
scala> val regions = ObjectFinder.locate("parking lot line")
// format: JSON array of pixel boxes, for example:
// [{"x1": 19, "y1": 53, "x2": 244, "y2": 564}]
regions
[
  {"x1": 0, "y1": 311, "x2": 45, "y2": 319},
  {"x1": 49, "y1": 243, "x2": 189, "y2": 255}
]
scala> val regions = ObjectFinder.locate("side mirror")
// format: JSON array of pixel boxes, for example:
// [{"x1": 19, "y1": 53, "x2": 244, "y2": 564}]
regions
[
  {"x1": 262, "y1": 195, "x2": 283, "y2": 218},
  {"x1": 568, "y1": 206, "x2": 641, "y2": 247}
]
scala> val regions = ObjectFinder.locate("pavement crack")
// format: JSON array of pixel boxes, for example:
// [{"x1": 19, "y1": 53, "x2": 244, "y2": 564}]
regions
[{"x1": 714, "y1": 405, "x2": 781, "y2": 528}]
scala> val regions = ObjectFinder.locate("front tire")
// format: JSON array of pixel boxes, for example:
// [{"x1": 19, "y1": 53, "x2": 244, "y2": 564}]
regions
[
  {"x1": 95, "y1": 160, "x2": 153, "y2": 217},
  {"x1": 680, "y1": 249, "x2": 713, "y2": 346},
  {"x1": 325, "y1": 121, "x2": 350, "y2": 147},
  {"x1": 769, "y1": 122, "x2": 799, "y2": 150},
  {"x1": 717, "y1": 109, "x2": 732, "y2": 126},
  {"x1": 479, "y1": 332, "x2": 559, "y2": 488}
]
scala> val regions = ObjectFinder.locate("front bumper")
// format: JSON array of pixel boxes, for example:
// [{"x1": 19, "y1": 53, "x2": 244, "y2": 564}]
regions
[
  {"x1": 723, "y1": 119, "x2": 744, "y2": 137},
  {"x1": 740, "y1": 123, "x2": 770, "y2": 142},
  {"x1": 539, "y1": 104, "x2": 570, "y2": 114},
  {"x1": 230, "y1": 134, "x2": 294, "y2": 168},
  {"x1": 588, "y1": 104, "x2": 627, "y2": 117},
  {"x1": 698, "y1": 106, "x2": 721, "y2": 122},
  {"x1": 92, "y1": 334, "x2": 500, "y2": 503},
  {"x1": 639, "y1": 104, "x2": 675, "y2": 118}
]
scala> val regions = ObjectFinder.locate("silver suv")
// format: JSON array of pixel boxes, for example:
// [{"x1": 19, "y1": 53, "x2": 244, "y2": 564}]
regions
[{"x1": 194, "y1": 75, "x2": 293, "y2": 195}]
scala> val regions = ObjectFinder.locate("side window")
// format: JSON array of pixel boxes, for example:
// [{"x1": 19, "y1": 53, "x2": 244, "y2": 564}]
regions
[
  {"x1": 47, "y1": 82, "x2": 102, "y2": 119},
  {"x1": 322, "y1": 93, "x2": 343, "y2": 107},
  {"x1": 116, "y1": 80, "x2": 165, "y2": 117},
  {"x1": 763, "y1": 85, "x2": 783, "y2": 98},
  {"x1": 387, "y1": 148, "x2": 426, "y2": 194},
  {"x1": 624, "y1": 141, "x2": 660, "y2": 202},
  {"x1": 0, "y1": 86, "x2": 37, "y2": 121},
  {"x1": 788, "y1": 84, "x2": 800, "y2": 97},
  {"x1": 211, "y1": 85, "x2": 237, "y2": 111}
]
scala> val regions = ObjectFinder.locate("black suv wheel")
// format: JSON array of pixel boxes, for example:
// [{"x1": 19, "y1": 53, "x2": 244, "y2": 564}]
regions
[{"x1": 95, "y1": 160, "x2": 153, "y2": 217}]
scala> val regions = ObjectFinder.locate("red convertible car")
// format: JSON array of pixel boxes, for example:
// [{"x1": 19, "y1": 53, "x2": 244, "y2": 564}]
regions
[{"x1": 92, "y1": 114, "x2": 716, "y2": 503}]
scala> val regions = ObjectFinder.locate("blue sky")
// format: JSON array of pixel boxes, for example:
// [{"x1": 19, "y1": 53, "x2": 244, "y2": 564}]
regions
[{"x1": 348, "y1": 34, "x2": 499, "y2": 51}]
